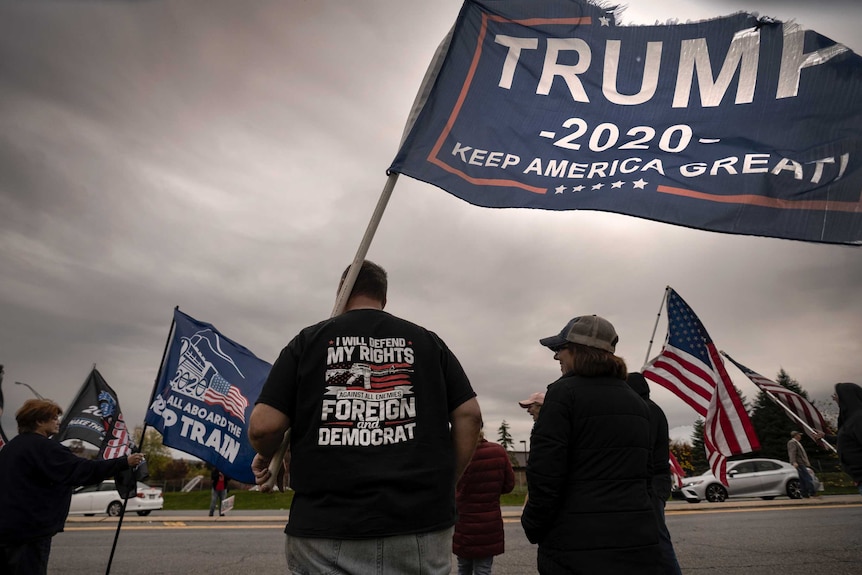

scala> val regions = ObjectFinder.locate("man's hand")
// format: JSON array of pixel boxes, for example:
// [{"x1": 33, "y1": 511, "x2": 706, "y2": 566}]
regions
[{"x1": 252, "y1": 453, "x2": 274, "y2": 492}]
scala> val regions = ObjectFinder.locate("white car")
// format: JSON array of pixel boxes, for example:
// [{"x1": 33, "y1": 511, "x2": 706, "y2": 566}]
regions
[
  {"x1": 68, "y1": 480, "x2": 163, "y2": 517},
  {"x1": 680, "y1": 458, "x2": 822, "y2": 503}
]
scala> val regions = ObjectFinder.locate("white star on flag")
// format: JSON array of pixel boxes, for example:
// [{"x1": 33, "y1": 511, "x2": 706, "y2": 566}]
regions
[
  {"x1": 632, "y1": 178, "x2": 648, "y2": 189},
  {"x1": 611, "y1": 181, "x2": 624, "y2": 189},
  {"x1": 591, "y1": 183, "x2": 604, "y2": 190},
  {"x1": 555, "y1": 185, "x2": 566, "y2": 194}
]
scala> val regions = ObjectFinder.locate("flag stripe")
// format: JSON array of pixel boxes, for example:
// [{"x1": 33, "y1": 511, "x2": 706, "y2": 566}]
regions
[{"x1": 644, "y1": 288, "x2": 760, "y2": 486}]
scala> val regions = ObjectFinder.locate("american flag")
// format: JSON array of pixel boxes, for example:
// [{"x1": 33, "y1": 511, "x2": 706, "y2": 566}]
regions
[
  {"x1": 644, "y1": 288, "x2": 760, "y2": 485},
  {"x1": 669, "y1": 451, "x2": 685, "y2": 488},
  {"x1": 203, "y1": 374, "x2": 249, "y2": 423},
  {"x1": 722, "y1": 352, "x2": 830, "y2": 442}
]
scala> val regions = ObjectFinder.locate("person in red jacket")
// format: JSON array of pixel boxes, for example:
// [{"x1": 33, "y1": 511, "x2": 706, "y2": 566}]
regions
[{"x1": 453, "y1": 429, "x2": 515, "y2": 574}]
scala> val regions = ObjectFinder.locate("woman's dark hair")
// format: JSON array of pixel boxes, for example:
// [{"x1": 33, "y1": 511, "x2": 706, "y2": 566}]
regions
[{"x1": 567, "y1": 343, "x2": 628, "y2": 380}]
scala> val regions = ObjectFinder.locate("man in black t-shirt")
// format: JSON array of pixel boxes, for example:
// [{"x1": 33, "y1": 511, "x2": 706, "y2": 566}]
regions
[{"x1": 249, "y1": 260, "x2": 482, "y2": 575}]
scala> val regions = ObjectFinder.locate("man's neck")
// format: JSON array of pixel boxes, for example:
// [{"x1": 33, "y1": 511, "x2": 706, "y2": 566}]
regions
[{"x1": 344, "y1": 295, "x2": 384, "y2": 311}]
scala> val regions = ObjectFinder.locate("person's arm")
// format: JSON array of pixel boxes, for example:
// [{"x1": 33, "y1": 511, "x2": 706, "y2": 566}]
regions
[
  {"x1": 501, "y1": 448, "x2": 516, "y2": 494},
  {"x1": 450, "y1": 397, "x2": 482, "y2": 481},
  {"x1": 248, "y1": 404, "x2": 291, "y2": 487}
]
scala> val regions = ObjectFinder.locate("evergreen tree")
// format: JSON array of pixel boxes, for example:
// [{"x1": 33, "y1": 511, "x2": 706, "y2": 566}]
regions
[
  {"x1": 690, "y1": 418, "x2": 708, "y2": 474},
  {"x1": 497, "y1": 420, "x2": 514, "y2": 451}
]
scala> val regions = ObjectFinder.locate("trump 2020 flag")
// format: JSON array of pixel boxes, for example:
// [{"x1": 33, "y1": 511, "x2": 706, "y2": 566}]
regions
[
  {"x1": 390, "y1": 0, "x2": 862, "y2": 245},
  {"x1": 55, "y1": 368, "x2": 133, "y2": 460},
  {"x1": 145, "y1": 309, "x2": 271, "y2": 484},
  {"x1": 722, "y1": 352, "x2": 830, "y2": 440},
  {"x1": 643, "y1": 288, "x2": 760, "y2": 485}
]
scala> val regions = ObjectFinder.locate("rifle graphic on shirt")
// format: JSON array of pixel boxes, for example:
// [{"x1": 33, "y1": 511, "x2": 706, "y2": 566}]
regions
[{"x1": 325, "y1": 364, "x2": 409, "y2": 390}]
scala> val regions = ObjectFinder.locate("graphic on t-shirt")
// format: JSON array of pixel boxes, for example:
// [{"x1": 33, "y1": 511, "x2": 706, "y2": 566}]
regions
[{"x1": 319, "y1": 336, "x2": 416, "y2": 447}]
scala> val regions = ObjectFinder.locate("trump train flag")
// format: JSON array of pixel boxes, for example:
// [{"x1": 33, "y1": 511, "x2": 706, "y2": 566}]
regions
[
  {"x1": 55, "y1": 368, "x2": 133, "y2": 460},
  {"x1": 145, "y1": 309, "x2": 271, "y2": 484},
  {"x1": 722, "y1": 352, "x2": 831, "y2": 442},
  {"x1": 390, "y1": 0, "x2": 862, "y2": 245},
  {"x1": 643, "y1": 288, "x2": 760, "y2": 485}
]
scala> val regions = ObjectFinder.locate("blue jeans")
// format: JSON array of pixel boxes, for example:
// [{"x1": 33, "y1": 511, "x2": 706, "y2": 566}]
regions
[
  {"x1": 209, "y1": 489, "x2": 226, "y2": 515},
  {"x1": 797, "y1": 466, "x2": 816, "y2": 497},
  {"x1": 285, "y1": 527, "x2": 453, "y2": 575},
  {"x1": 456, "y1": 555, "x2": 493, "y2": 575}
]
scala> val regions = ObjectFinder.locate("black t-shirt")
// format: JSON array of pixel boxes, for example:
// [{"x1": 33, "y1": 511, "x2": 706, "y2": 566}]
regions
[{"x1": 257, "y1": 309, "x2": 476, "y2": 538}]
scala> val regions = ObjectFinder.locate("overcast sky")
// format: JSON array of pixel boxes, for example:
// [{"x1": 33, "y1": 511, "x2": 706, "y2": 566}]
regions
[{"x1": 1, "y1": 0, "x2": 860, "y2": 455}]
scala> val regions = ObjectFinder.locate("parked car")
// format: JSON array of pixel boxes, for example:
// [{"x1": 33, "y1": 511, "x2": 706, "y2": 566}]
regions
[
  {"x1": 680, "y1": 458, "x2": 822, "y2": 503},
  {"x1": 68, "y1": 480, "x2": 163, "y2": 517}
]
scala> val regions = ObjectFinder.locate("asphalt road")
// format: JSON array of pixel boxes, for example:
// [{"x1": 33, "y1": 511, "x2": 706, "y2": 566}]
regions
[{"x1": 53, "y1": 496, "x2": 862, "y2": 574}]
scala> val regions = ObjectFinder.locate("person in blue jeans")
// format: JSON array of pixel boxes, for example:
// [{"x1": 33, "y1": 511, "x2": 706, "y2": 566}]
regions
[
  {"x1": 209, "y1": 468, "x2": 228, "y2": 516},
  {"x1": 787, "y1": 431, "x2": 818, "y2": 498}
]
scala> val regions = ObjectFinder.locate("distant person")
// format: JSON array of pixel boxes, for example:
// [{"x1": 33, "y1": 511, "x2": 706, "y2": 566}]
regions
[
  {"x1": 248, "y1": 260, "x2": 482, "y2": 574},
  {"x1": 627, "y1": 372, "x2": 683, "y2": 575},
  {"x1": 787, "y1": 431, "x2": 818, "y2": 498},
  {"x1": 0, "y1": 399, "x2": 144, "y2": 575},
  {"x1": 453, "y1": 428, "x2": 515, "y2": 575},
  {"x1": 518, "y1": 392, "x2": 545, "y2": 423},
  {"x1": 209, "y1": 468, "x2": 228, "y2": 516},
  {"x1": 521, "y1": 315, "x2": 659, "y2": 574},
  {"x1": 819, "y1": 383, "x2": 862, "y2": 495}
]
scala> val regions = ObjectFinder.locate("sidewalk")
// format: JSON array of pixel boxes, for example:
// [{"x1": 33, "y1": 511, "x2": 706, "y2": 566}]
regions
[{"x1": 65, "y1": 494, "x2": 861, "y2": 525}]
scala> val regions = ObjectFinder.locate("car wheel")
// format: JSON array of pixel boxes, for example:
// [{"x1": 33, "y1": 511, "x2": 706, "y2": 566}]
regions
[
  {"x1": 761, "y1": 496, "x2": 775, "y2": 500},
  {"x1": 107, "y1": 501, "x2": 123, "y2": 517},
  {"x1": 136, "y1": 510, "x2": 152, "y2": 516},
  {"x1": 705, "y1": 484, "x2": 728, "y2": 503},
  {"x1": 787, "y1": 478, "x2": 802, "y2": 499}
]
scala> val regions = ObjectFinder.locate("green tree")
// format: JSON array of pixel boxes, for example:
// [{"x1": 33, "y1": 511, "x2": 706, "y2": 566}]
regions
[
  {"x1": 136, "y1": 427, "x2": 173, "y2": 480},
  {"x1": 690, "y1": 418, "x2": 708, "y2": 474},
  {"x1": 497, "y1": 420, "x2": 514, "y2": 451}
]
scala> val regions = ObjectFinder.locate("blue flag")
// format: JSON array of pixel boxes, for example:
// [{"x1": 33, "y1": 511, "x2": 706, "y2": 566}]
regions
[
  {"x1": 145, "y1": 309, "x2": 271, "y2": 484},
  {"x1": 390, "y1": 0, "x2": 862, "y2": 245}
]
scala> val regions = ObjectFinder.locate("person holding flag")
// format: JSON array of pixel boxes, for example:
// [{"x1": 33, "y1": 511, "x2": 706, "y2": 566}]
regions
[{"x1": 0, "y1": 399, "x2": 143, "y2": 575}]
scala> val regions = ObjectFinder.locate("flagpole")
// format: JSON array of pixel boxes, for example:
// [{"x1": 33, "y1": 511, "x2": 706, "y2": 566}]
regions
[
  {"x1": 643, "y1": 286, "x2": 669, "y2": 368},
  {"x1": 263, "y1": 172, "x2": 400, "y2": 490},
  {"x1": 718, "y1": 351, "x2": 837, "y2": 454},
  {"x1": 136, "y1": 307, "x2": 179, "y2": 451}
]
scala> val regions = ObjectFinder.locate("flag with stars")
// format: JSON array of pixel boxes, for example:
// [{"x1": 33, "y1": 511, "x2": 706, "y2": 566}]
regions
[
  {"x1": 389, "y1": 0, "x2": 862, "y2": 245},
  {"x1": 643, "y1": 288, "x2": 760, "y2": 485},
  {"x1": 722, "y1": 352, "x2": 830, "y2": 441}
]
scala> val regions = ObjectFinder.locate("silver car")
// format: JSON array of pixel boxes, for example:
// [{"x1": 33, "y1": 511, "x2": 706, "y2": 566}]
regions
[
  {"x1": 680, "y1": 458, "x2": 822, "y2": 503},
  {"x1": 68, "y1": 480, "x2": 164, "y2": 516}
]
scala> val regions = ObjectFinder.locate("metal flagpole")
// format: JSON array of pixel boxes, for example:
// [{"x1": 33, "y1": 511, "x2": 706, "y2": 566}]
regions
[
  {"x1": 263, "y1": 172, "x2": 400, "y2": 489},
  {"x1": 643, "y1": 286, "x2": 670, "y2": 368},
  {"x1": 105, "y1": 309, "x2": 178, "y2": 575}
]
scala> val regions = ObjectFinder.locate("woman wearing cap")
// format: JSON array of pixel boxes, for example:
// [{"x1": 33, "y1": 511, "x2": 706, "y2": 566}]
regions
[{"x1": 521, "y1": 315, "x2": 660, "y2": 575}]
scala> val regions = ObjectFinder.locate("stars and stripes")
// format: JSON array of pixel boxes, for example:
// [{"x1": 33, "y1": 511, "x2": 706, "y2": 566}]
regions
[
  {"x1": 722, "y1": 352, "x2": 830, "y2": 441},
  {"x1": 669, "y1": 451, "x2": 685, "y2": 488},
  {"x1": 203, "y1": 374, "x2": 249, "y2": 423},
  {"x1": 644, "y1": 288, "x2": 760, "y2": 485}
]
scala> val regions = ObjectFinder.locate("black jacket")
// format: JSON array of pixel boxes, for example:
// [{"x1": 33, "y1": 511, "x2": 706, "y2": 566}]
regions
[
  {"x1": 835, "y1": 383, "x2": 862, "y2": 483},
  {"x1": 627, "y1": 372, "x2": 673, "y2": 499},
  {"x1": 0, "y1": 432, "x2": 130, "y2": 544},
  {"x1": 521, "y1": 373, "x2": 660, "y2": 574}
]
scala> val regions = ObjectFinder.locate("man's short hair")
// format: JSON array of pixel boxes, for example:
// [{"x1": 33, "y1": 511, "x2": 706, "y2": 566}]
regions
[
  {"x1": 340, "y1": 260, "x2": 387, "y2": 303},
  {"x1": 16, "y1": 399, "x2": 63, "y2": 433}
]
